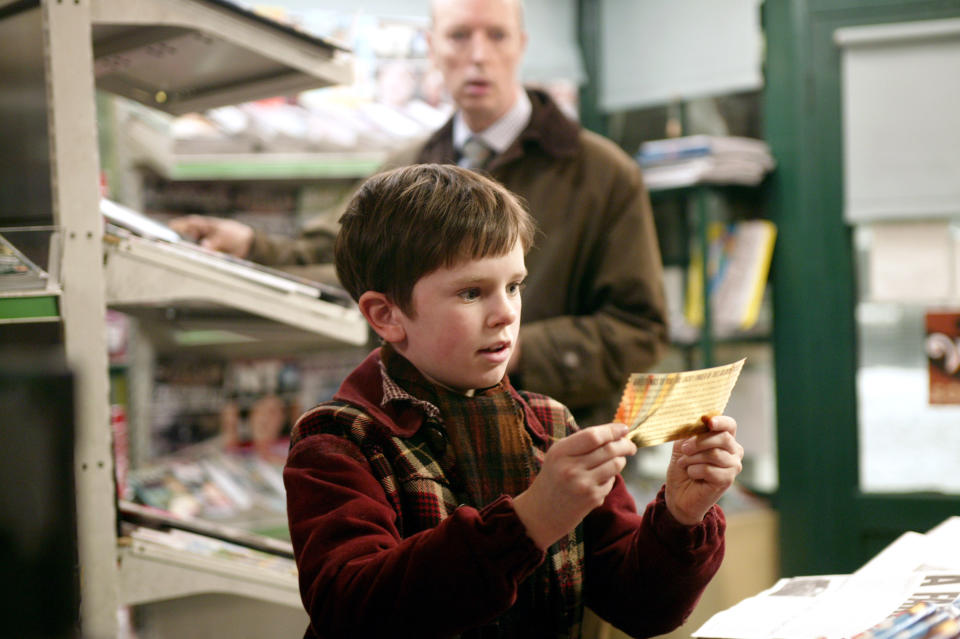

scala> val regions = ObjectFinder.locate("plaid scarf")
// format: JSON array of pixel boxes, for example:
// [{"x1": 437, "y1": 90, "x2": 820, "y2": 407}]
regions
[{"x1": 382, "y1": 345, "x2": 583, "y2": 637}]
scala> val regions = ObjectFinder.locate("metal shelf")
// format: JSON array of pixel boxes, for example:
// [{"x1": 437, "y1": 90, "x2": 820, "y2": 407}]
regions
[
  {"x1": 91, "y1": 0, "x2": 351, "y2": 115},
  {"x1": 121, "y1": 106, "x2": 388, "y2": 181},
  {"x1": 136, "y1": 151, "x2": 388, "y2": 181},
  {"x1": 103, "y1": 232, "x2": 367, "y2": 347},
  {"x1": 118, "y1": 539, "x2": 300, "y2": 608},
  {"x1": 145, "y1": 152, "x2": 386, "y2": 180}
]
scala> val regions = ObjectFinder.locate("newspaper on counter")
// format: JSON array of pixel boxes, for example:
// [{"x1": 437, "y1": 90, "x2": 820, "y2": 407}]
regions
[{"x1": 694, "y1": 517, "x2": 960, "y2": 639}]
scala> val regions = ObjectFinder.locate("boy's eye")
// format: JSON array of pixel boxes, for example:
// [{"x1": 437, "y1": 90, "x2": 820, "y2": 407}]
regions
[
  {"x1": 458, "y1": 288, "x2": 481, "y2": 301},
  {"x1": 508, "y1": 280, "x2": 527, "y2": 296}
]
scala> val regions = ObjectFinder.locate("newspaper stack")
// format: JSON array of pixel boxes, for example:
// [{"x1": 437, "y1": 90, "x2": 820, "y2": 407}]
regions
[
  {"x1": 694, "y1": 516, "x2": 960, "y2": 639},
  {"x1": 636, "y1": 135, "x2": 775, "y2": 191}
]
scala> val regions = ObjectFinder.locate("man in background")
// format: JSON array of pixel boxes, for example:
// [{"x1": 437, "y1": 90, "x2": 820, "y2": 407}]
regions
[{"x1": 171, "y1": 0, "x2": 667, "y2": 425}]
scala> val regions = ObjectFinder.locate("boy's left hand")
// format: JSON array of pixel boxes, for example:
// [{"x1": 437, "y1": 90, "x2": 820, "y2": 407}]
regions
[{"x1": 664, "y1": 415, "x2": 744, "y2": 525}]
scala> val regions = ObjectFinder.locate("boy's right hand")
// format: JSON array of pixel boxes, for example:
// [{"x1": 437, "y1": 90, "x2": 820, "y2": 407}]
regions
[{"x1": 512, "y1": 423, "x2": 637, "y2": 550}]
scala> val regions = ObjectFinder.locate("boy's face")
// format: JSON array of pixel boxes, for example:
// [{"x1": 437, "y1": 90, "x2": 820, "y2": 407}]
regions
[{"x1": 395, "y1": 240, "x2": 526, "y2": 393}]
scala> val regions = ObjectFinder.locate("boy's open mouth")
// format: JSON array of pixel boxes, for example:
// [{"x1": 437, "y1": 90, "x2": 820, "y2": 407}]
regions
[{"x1": 480, "y1": 341, "x2": 509, "y2": 354}]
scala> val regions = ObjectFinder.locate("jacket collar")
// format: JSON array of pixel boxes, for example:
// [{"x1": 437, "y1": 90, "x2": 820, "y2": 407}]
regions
[
  {"x1": 452, "y1": 87, "x2": 531, "y2": 154},
  {"x1": 334, "y1": 347, "x2": 552, "y2": 446},
  {"x1": 419, "y1": 88, "x2": 581, "y2": 169}
]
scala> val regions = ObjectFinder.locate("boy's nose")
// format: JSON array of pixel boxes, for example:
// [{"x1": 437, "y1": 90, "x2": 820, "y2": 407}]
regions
[{"x1": 488, "y1": 295, "x2": 519, "y2": 326}]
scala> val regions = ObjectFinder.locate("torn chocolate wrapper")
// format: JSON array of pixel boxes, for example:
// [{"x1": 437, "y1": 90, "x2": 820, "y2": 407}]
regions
[{"x1": 614, "y1": 358, "x2": 745, "y2": 447}]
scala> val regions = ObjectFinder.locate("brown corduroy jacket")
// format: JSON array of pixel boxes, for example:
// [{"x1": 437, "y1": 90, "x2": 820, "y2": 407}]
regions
[{"x1": 251, "y1": 89, "x2": 668, "y2": 425}]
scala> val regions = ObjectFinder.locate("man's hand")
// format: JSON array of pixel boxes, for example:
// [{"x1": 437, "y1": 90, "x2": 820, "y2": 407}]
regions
[
  {"x1": 168, "y1": 215, "x2": 255, "y2": 258},
  {"x1": 664, "y1": 415, "x2": 744, "y2": 525},
  {"x1": 513, "y1": 423, "x2": 637, "y2": 549}
]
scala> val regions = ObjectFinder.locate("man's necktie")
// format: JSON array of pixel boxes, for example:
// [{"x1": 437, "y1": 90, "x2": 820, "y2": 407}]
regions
[{"x1": 459, "y1": 136, "x2": 493, "y2": 170}]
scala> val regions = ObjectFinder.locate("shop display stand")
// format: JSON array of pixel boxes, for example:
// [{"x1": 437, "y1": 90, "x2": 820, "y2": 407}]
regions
[
  {"x1": 662, "y1": 184, "x2": 720, "y2": 367},
  {"x1": 643, "y1": 157, "x2": 778, "y2": 495},
  {"x1": 650, "y1": 182, "x2": 772, "y2": 368},
  {"x1": 640, "y1": 120, "x2": 775, "y2": 370},
  {"x1": 0, "y1": 1, "x2": 354, "y2": 635}
]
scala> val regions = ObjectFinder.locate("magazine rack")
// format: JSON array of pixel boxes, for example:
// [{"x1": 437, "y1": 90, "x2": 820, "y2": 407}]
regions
[{"x1": 0, "y1": 1, "x2": 355, "y2": 635}]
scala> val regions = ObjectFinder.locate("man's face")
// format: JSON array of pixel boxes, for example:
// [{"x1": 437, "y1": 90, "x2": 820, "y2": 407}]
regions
[
  {"x1": 392, "y1": 240, "x2": 526, "y2": 393},
  {"x1": 429, "y1": 0, "x2": 527, "y2": 132}
]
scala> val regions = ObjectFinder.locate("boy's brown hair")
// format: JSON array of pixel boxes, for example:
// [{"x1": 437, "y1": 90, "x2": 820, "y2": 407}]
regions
[{"x1": 335, "y1": 164, "x2": 537, "y2": 315}]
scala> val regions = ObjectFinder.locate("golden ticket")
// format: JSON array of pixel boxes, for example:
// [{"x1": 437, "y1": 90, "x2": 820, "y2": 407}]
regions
[{"x1": 614, "y1": 358, "x2": 745, "y2": 447}]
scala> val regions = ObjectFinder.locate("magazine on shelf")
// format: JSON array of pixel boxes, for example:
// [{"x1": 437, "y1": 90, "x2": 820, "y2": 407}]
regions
[
  {"x1": 637, "y1": 135, "x2": 773, "y2": 167},
  {"x1": 636, "y1": 135, "x2": 776, "y2": 190},
  {"x1": 684, "y1": 219, "x2": 777, "y2": 335},
  {"x1": 120, "y1": 526, "x2": 297, "y2": 586},
  {"x1": 119, "y1": 499, "x2": 294, "y2": 558},
  {"x1": 125, "y1": 525, "x2": 297, "y2": 577},
  {"x1": 643, "y1": 157, "x2": 773, "y2": 189},
  {"x1": 0, "y1": 232, "x2": 49, "y2": 292},
  {"x1": 123, "y1": 442, "x2": 290, "y2": 536}
]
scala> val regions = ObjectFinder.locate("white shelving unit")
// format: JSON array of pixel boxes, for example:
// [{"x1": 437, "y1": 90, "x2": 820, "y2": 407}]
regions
[{"x1": 1, "y1": 1, "x2": 356, "y2": 636}]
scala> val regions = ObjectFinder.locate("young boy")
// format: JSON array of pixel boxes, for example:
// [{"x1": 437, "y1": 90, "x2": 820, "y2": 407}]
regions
[{"x1": 283, "y1": 164, "x2": 744, "y2": 638}]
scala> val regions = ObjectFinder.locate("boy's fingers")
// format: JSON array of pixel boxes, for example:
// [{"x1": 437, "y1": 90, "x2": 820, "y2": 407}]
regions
[
  {"x1": 681, "y1": 416, "x2": 739, "y2": 453},
  {"x1": 680, "y1": 431, "x2": 744, "y2": 466},
  {"x1": 680, "y1": 433, "x2": 736, "y2": 457},
  {"x1": 557, "y1": 423, "x2": 629, "y2": 456},
  {"x1": 702, "y1": 415, "x2": 737, "y2": 435},
  {"x1": 684, "y1": 462, "x2": 740, "y2": 484},
  {"x1": 583, "y1": 437, "x2": 637, "y2": 470},
  {"x1": 677, "y1": 446, "x2": 741, "y2": 470},
  {"x1": 607, "y1": 422, "x2": 629, "y2": 439}
]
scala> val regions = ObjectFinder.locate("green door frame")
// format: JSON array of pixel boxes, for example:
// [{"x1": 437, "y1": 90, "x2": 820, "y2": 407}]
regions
[
  {"x1": 577, "y1": 0, "x2": 607, "y2": 136},
  {"x1": 764, "y1": 0, "x2": 960, "y2": 576}
]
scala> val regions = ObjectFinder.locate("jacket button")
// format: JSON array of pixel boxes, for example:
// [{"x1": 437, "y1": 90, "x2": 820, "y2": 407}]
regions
[
  {"x1": 424, "y1": 424, "x2": 447, "y2": 454},
  {"x1": 562, "y1": 350, "x2": 581, "y2": 368}
]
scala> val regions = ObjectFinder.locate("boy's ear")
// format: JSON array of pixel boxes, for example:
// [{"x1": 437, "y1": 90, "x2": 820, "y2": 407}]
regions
[{"x1": 358, "y1": 291, "x2": 406, "y2": 344}]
